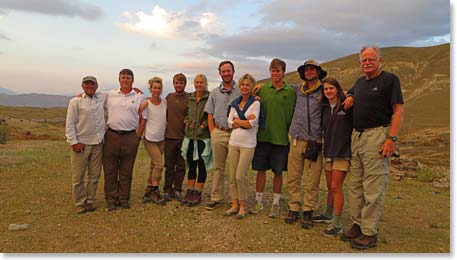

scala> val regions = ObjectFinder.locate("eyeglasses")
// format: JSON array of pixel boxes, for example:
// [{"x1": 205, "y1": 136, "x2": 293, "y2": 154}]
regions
[{"x1": 360, "y1": 58, "x2": 379, "y2": 63}]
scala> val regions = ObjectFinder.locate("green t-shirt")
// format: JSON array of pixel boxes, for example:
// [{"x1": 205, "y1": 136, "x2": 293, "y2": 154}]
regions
[{"x1": 257, "y1": 82, "x2": 297, "y2": 145}]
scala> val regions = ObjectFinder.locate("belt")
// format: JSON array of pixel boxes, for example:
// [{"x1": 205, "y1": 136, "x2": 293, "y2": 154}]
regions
[
  {"x1": 355, "y1": 124, "x2": 389, "y2": 133},
  {"x1": 215, "y1": 125, "x2": 231, "y2": 132},
  {"x1": 108, "y1": 128, "x2": 136, "y2": 135}
]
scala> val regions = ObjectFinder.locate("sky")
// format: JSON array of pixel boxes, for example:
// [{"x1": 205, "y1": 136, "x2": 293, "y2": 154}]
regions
[{"x1": 0, "y1": 0, "x2": 451, "y2": 95}]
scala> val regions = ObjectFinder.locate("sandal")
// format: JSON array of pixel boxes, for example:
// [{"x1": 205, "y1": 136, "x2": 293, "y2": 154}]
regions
[{"x1": 223, "y1": 208, "x2": 239, "y2": 217}]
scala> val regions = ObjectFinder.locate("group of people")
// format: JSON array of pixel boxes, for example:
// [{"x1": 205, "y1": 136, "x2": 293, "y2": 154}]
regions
[{"x1": 65, "y1": 45, "x2": 404, "y2": 250}]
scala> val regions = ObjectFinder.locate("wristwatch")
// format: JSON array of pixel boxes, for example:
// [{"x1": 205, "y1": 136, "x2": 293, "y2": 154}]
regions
[{"x1": 388, "y1": 135, "x2": 398, "y2": 142}]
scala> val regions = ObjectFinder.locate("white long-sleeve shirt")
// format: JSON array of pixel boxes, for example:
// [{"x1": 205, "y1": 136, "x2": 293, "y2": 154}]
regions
[
  {"x1": 65, "y1": 92, "x2": 106, "y2": 145},
  {"x1": 228, "y1": 100, "x2": 260, "y2": 148}
]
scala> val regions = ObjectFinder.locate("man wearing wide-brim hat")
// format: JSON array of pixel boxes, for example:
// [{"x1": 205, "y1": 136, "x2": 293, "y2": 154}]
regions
[{"x1": 284, "y1": 59, "x2": 327, "y2": 229}]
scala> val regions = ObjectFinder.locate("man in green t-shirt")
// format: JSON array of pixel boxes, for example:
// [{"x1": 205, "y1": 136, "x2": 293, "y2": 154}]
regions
[{"x1": 251, "y1": 58, "x2": 297, "y2": 218}]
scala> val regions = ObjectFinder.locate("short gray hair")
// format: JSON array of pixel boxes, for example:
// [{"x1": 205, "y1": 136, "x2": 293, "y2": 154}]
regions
[{"x1": 360, "y1": 45, "x2": 381, "y2": 58}]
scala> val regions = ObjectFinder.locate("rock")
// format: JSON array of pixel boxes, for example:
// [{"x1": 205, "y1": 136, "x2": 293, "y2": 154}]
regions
[{"x1": 8, "y1": 224, "x2": 30, "y2": 231}]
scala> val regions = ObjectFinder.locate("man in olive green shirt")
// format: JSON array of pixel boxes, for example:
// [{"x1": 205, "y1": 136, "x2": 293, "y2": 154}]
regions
[{"x1": 252, "y1": 58, "x2": 297, "y2": 218}]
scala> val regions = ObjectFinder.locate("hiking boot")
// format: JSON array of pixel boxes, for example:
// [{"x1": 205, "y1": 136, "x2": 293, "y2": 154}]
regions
[
  {"x1": 181, "y1": 189, "x2": 193, "y2": 205},
  {"x1": 350, "y1": 234, "x2": 378, "y2": 250},
  {"x1": 151, "y1": 190, "x2": 166, "y2": 205},
  {"x1": 341, "y1": 223, "x2": 362, "y2": 242},
  {"x1": 85, "y1": 203, "x2": 96, "y2": 212},
  {"x1": 269, "y1": 204, "x2": 280, "y2": 218},
  {"x1": 172, "y1": 190, "x2": 183, "y2": 202},
  {"x1": 205, "y1": 200, "x2": 223, "y2": 210},
  {"x1": 321, "y1": 223, "x2": 343, "y2": 237},
  {"x1": 142, "y1": 186, "x2": 153, "y2": 204},
  {"x1": 76, "y1": 205, "x2": 87, "y2": 214},
  {"x1": 188, "y1": 190, "x2": 202, "y2": 207},
  {"x1": 163, "y1": 191, "x2": 173, "y2": 202},
  {"x1": 301, "y1": 210, "x2": 314, "y2": 229},
  {"x1": 312, "y1": 214, "x2": 333, "y2": 224},
  {"x1": 250, "y1": 202, "x2": 264, "y2": 214},
  {"x1": 285, "y1": 210, "x2": 299, "y2": 224}
]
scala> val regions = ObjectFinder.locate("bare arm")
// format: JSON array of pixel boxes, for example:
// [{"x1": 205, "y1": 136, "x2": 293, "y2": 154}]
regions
[
  {"x1": 208, "y1": 113, "x2": 215, "y2": 133},
  {"x1": 379, "y1": 104, "x2": 404, "y2": 158}
]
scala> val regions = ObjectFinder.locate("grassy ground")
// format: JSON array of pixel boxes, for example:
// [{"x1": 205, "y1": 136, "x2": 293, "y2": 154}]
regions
[{"x1": 0, "y1": 140, "x2": 450, "y2": 253}]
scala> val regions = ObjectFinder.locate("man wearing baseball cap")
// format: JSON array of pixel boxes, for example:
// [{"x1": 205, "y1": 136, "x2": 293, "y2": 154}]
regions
[{"x1": 65, "y1": 76, "x2": 106, "y2": 214}]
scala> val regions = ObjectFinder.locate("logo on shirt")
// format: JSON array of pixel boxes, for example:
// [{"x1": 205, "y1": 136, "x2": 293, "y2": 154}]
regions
[
  {"x1": 131, "y1": 100, "x2": 135, "y2": 104},
  {"x1": 337, "y1": 111, "x2": 346, "y2": 116},
  {"x1": 372, "y1": 87, "x2": 379, "y2": 91}
]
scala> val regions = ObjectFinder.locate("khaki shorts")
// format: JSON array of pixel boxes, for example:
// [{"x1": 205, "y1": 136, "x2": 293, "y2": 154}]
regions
[{"x1": 324, "y1": 158, "x2": 350, "y2": 172}]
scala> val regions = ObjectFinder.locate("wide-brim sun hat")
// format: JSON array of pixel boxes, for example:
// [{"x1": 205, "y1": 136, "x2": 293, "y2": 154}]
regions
[{"x1": 297, "y1": 59, "x2": 327, "y2": 80}]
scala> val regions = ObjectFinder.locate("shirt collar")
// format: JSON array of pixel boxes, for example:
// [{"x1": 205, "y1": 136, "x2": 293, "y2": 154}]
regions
[
  {"x1": 219, "y1": 81, "x2": 236, "y2": 93},
  {"x1": 117, "y1": 88, "x2": 136, "y2": 96}
]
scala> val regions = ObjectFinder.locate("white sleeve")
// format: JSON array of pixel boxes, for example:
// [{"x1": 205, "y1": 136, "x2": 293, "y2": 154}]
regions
[
  {"x1": 65, "y1": 98, "x2": 79, "y2": 145},
  {"x1": 248, "y1": 101, "x2": 260, "y2": 128},
  {"x1": 227, "y1": 107, "x2": 235, "y2": 128}
]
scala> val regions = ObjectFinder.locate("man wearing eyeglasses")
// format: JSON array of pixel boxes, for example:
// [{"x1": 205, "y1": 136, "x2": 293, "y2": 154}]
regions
[{"x1": 342, "y1": 46, "x2": 404, "y2": 249}]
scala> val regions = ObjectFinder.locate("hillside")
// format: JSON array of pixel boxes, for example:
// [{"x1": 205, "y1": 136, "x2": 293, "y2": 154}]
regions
[
  {"x1": 0, "y1": 93, "x2": 71, "y2": 108},
  {"x1": 260, "y1": 43, "x2": 450, "y2": 133}
]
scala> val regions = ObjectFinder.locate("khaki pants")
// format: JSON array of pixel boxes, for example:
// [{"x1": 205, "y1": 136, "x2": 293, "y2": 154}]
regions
[
  {"x1": 348, "y1": 127, "x2": 390, "y2": 236},
  {"x1": 228, "y1": 145, "x2": 255, "y2": 201},
  {"x1": 287, "y1": 138, "x2": 323, "y2": 212},
  {"x1": 143, "y1": 139, "x2": 165, "y2": 185},
  {"x1": 210, "y1": 128, "x2": 231, "y2": 202},
  {"x1": 71, "y1": 143, "x2": 103, "y2": 207}
]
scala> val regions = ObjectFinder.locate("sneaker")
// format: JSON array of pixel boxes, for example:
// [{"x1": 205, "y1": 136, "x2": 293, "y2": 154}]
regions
[
  {"x1": 151, "y1": 190, "x2": 166, "y2": 205},
  {"x1": 85, "y1": 203, "x2": 96, "y2": 212},
  {"x1": 119, "y1": 202, "x2": 130, "y2": 209},
  {"x1": 321, "y1": 223, "x2": 343, "y2": 237},
  {"x1": 76, "y1": 205, "x2": 87, "y2": 214},
  {"x1": 142, "y1": 186, "x2": 153, "y2": 204},
  {"x1": 181, "y1": 189, "x2": 193, "y2": 205},
  {"x1": 250, "y1": 202, "x2": 264, "y2": 214},
  {"x1": 350, "y1": 234, "x2": 378, "y2": 250},
  {"x1": 106, "y1": 203, "x2": 117, "y2": 211},
  {"x1": 312, "y1": 214, "x2": 333, "y2": 224},
  {"x1": 188, "y1": 190, "x2": 202, "y2": 207},
  {"x1": 284, "y1": 210, "x2": 299, "y2": 224},
  {"x1": 163, "y1": 191, "x2": 173, "y2": 202},
  {"x1": 341, "y1": 223, "x2": 362, "y2": 242},
  {"x1": 172, "y1": 190, "x2": 183, "y2": 202},
  {"x1": 205, "y1": 200, "x2": 223, "y2": 210},
  {"x1": 301, "y1": 210, "x2": 314, "y2": 229},
  {"x1": 269, "y1": 204, "x2": 280, "y2": 218}
]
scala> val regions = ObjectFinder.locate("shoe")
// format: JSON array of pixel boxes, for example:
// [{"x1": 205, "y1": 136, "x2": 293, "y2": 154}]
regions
[
  {"x1": 85, "y1": 203, "x2": 96, "y2": 212},
  {"x1": 341, "y1": 223, "x2": 362, "y2": 242},
  {"x1": 163, "y1": 191, "x2": 173, "y2": 202},
  {"x1": 301, "y1": 210, "x2": 314, "y2": 229},
  {"x1": 269, "y1": 204, "x2": 280, "y2": 218},
  {"x1": 321, "y1": 223, "x2": 343, "y2": 237},
  {"x1": 285, "y1": 210, "x2": 299, "y2": 224},
  {"x1": 142, "y1": 186, "x2": 153, "y2": 204},
  {"x1": 76, "y1": 205, "x2": 87, "y2": 214},
  {"x1": 151, "y1": 190, "x2": 166, "y2": 206},
  {"x1": 235, "y1": 212, "x2": 247, "y2": 220},
  {"x1": 188, "y1": 190, "x2": 202, "y2": 207},
  {"x1": 223, "y1": 208, "x2": 239, "y2": 217},
  {"x1": 312, "y1": 214, "x2": 333, "y2": 224},
  {"x1": 119, "y1": 202, "x2": 130, "y2": 209},
  {"x1": 250, "y1": 202, "x2": 264, "y2": 214},
  {"x1": 205, "y1": 200, "x2": 223, "y2": 210},
  {"x1": 106, "y1": 203, "x2": 117, "y2": 211},
  {"x1": 181, "y1": 189, "x2": 193, "y2": 205},
  {"x1": 172, "y1": 190, "x2": 183, "y2": 202},
  {"x1": 350, "y1": 234, "x2": 378, "y2": 250}
]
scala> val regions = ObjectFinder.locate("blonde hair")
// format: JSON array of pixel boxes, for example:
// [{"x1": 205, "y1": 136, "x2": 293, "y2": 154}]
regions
[
  {"x1": 238, "y1": 73, "x2": 256, "y2": 90},
  {"x1": 148, "y1": 76, "x2": 163, "y2": 88},
  {"x1": 194, "y1": 74, "x2": 208, "y2": 91}
]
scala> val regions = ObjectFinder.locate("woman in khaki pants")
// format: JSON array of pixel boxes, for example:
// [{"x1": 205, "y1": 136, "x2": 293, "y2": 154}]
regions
[{"x1": 224, "y1": 74, "x2": 261, "y2": 219}]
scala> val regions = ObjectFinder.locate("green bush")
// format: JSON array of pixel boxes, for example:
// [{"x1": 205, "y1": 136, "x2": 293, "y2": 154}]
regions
[{"x1": 417, "y1": 166, "x2": 447, "y2": 182}]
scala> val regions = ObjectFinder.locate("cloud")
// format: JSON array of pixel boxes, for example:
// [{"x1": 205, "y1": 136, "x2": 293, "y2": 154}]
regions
[
  {"x1": 119, "y1": 5, "x2": 224, "y2": 39},
  {"x1": 0, "y1": 33, "x2": 11, "y2": 40},
  {"x1": 0, "y1": 0, "x2": 102, "y2": 20},
  {"x1": 200, "y1": 0, "x2": 449, "y2": 63},
  {"x1": 149, "y1": 43, "x2": 158, "y2": 49}
]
